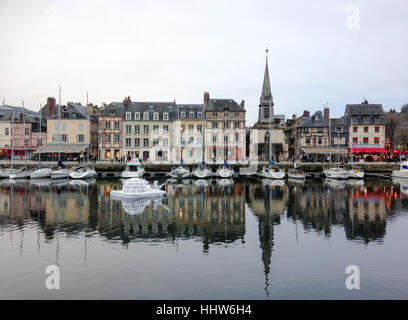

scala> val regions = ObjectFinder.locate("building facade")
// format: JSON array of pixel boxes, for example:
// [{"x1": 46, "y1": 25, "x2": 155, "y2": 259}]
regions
[
  {"x1": 204, "y1": 92, "x2": 246, "y2": 164},
  {"x1": 98, "y1": 102, "x2": 124, "y2": 161}
]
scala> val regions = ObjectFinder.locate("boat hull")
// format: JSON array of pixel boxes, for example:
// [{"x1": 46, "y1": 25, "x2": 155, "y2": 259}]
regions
[
  {"x1": 348, "y1": 170, "x2": 364, "y2": 179},
  {"x1": 30, "y1": 168, "x2": 52, "y2": 179},
  {"x1": 216, "y1": 168, "x2": 234, "y2": 178},
  {"x1": 392, "y1": 171, "x2": 408, "y2": 179},
  {"x1": 122, "y1": 169, "x2": 144, "y2": 178},
  {"x1": 193, "y1": 169, "x2": 212, "y2": 179},
  {"x1": 51, "y1": 170, "x2": 71, "y2": 179},
  {"x1": 287, "y1": 173, "x2": 306, "y2": 179},
  {"x1": 323, "y1": 169, "x2": 350, "y2": 179},
  {"x1": 70, "y1": 170, "x2": 97, "y2": 179},
  {"x1": 260, "y1": 171, "x2": 286, "y2": 179}
]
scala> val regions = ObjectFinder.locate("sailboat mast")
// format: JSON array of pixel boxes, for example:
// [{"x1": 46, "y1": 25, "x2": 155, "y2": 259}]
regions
[
  {"x1": 11, "y1": 109, "x2": 14, "y2": 167},
  {"x1": 23, "y1": 100, "x2": 26, "y2": 168},
  {"x1": 202, "y1": 102, "x2": 205, "y2": 163},
  {"x1": 39, "y1": 103, "x2": 41, "y2": 168},
  {"x1": 269, "y1": 100, "x2": 272, "y2": 161},
  {"x1": 58, "y1": 85, "x2": 61, "y2": 162},
  {"x1": 351, "y1": 117, "x2": 353, "y2": 166},
  {"x1": 329, "y1": 118, "x2": 331, "y2": 163}
]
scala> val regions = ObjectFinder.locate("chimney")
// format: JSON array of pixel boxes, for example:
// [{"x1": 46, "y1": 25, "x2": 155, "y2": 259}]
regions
[
  {"x1": 204, "y1": 92, "x2": 209, "y2": 107},
  {"x1": 303, "y1": 110, "x2": 310, "y2": 117},
  {"x1": 46, "y1": 97, "x2": 56, "y2": 118},
  {"x1": 323, "y1": 107, "x2": 330, "y2": 121}
]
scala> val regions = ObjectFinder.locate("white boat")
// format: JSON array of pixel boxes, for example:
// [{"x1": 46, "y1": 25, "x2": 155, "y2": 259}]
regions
[
  {"x1": 9, "y1": 167, "x2": 31, "y2": 180},
  {"x1": 0, "y1": 168, "x2": 17, "y2": 178},
  {"x1": 393, "y1": 177, "x2": 408, "y2": 196},
  {"x1": 122, "y1": 158, "x2": 145, "y2": 178},
  {"x1": 323, "y1": 167, "x2": 350, "y2": 179},
  {"x1": 287, "y1": 168, "x2": 306, "y2": 179},
  {"x1": 70, "y1": 165, "x2": 97, "y2": 179},
  {"x1": 348, "y1": 167, "x2": 364, "y2": 179},
  {"x1": 170, "y1": 164, "x2": 191, "y2": 179},
  {"x1": 216, "y1": 161, "x2": 234, "y2": 178},
  {"x1": 30, "y1": 167, "x2": 52, "y2": 179},
  {"x1": 51, "y1": 167, "x2": 71, "y2": 179},
  {"x1": 192, "y1": 163, "x2": 212, "y2": 179},
  {"x1": 391, "y1": 161, "x2": 408, "y2": 178},
  {"x1": 260, "y1": 166, "x2": 286, "y2": 179},
  {"x1": 110, "y1": 178, "x2": 166, "y2": 200}
]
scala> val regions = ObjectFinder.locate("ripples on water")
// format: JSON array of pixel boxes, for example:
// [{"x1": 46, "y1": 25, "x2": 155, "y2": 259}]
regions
[{"x1": 0, "y1": 177, "x2": 408, "y2": 299}]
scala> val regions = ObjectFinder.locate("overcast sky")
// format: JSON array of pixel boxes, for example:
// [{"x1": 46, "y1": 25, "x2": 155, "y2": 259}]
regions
[{"x1": 0, "y1": 0, "x2": 407, "y2": 125}]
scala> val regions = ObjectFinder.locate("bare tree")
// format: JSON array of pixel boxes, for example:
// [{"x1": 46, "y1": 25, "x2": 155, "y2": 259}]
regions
[
  {"x1": 395, "y1": 122, "x2": 408, "y2": 150},
  {"x1": 385, "y1": 111, "x2": 402, "y2": 148}
]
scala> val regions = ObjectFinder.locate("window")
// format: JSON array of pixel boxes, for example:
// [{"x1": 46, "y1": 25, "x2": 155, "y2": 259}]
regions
[
  {"x1": 374, "y1": 115, "x2": 380, "y2": 123},
  {"x1": 317, "y1": 127, "x2": 323, "y2": 133},
  {"x1": 352, "y1": 137, "x2": 358, "y2": 144},
  {"x1": 188, "y1": 137, "x2": 194, "y2": 145},
  {"x1": 224, "y1": 122, "x2": 228, "y2": 129},
  {"x1": 143, "y1": 125, "x2": 149, "y2": 134},
  {"x1": 375, "y1": 126, "x2": 380, "y2": 133},
  {"x1": 189, "y1": 125, "x2": 194, "y2": 132},
  {"x1": 25, "y1": 139, "x2": 29, "y2": 146},
  {"x1": 153, "y1": 112, "x2": 159, "y2": 120},
  {"x1": 264, "y1": 108, "x2": 270, "y2": 119},
  {"x1": 110, "y1": 110, "x2": 116, "y2": 116},
  {"x1": 135, "y1": 113, "x2": 140, "y2": 120},
  {"x1": 153, "y1": 125, "x2": 159, "y2": 134},
  {"x1": 114, "y1": 122, "x2": 120, "y2": 129},
  {"x1": 135, "y1": 125, "x2": 140, "y2": 134},
  {"x1": 143, "y1": 112, "x2": 149, "y2": 120},
  {"x1": 212, "y1": 122, "x2": 218, "y2": 129},
  {"x1": 79, "y1": 123, "x2": 83, "y2": 131},
  {"x1": 5, "y1": 128, "x2": 9, "y2": 135},
  {"x1": 306, "y1": 137, "x2": 311, "y2": 145},
  {"x1": 315, "y1": 115, "x2": 320, "y2": 122},
  {"x1": 224, "y1": 135, "x2": 228, "y2": 143},
  {"x1": 189, "y1": 112, "x2": 194, "y2": 118},
  {"x1": 163, "y1": 125, "x2": 169, "y2": 133},
  {"x1": 197, "y1": 125, "x2": 202, "y2": 133},
  {"x1": 353, "y1": 115, "x2": 358, "y2": 122},
  {"x1": 213, "y1": 135, "x2": 217, "y2": 143},
  {"x1": 126, "y1": 138, "x2": 131, "y2": 147},
  {"x1": 163, "y1": 112, "x2": 169, "y2": 120},
  {"x1": 106, "y1": 134, "x2": 111, "y2": 143},
  {"x1": 105, "y1": 122, "x2": 111, "y2": 129},
  {"x1": 105, "y1": 149, "x2": 111, "y2": 159},
  {"x1": 335, "y1": 126, "x2": 342, "y2": 132},
  {"x1": 143, "y1": 139, "x2": 149, "y2": 147},
  {"x1": 54, "y1": 123, "x2": 60, "y2": 131},
  {"x1": 61, "y1": 123, "x2": 66, "y2": 131},
  {"x1": 235, "y1": 113, "x2": 240, "y2": 117},
  {"x1": 197, "y1": 112, "x2": 202, "y2": 118},
  {"x1": 126, "y1": 125, "x2": 131, "y2": 134},
  {"x1": 77, "y1": 134, "x2": 85, "y2": 143},
  {"x1": 364, "y1": 126, "x2": 368, "y2": 133},
  {"x1": 126, "y1": 112, "x2": 131, "y2": 120},
  {"x1": 363, "y1": 137, "x2": 369, "y2": 144},
  {"x1": 180, "y1": 111, "x2": 186, "y2": 119},
  {"x1": 61, "y1": 134, "x2": 67, "y2": 142},
  {"x1": 153, "y1": 139, "x2": 159, "y2": 146},
  {"x1": 135, "y1": 138, "x2": 140, "y2": 147},
  {"x1": 163, "y1": 138, "x2": 168, "y2": 147},
  {"x1": 353, "y1": 126, "x2": 358, "y2": 133},
  {"x1": 235, "y1": 133, "x2": 239, "y2": 142},
  {"x1": 318, "y1": 137, "x2": 322, "y2": 145},
  {"x1": 115, "y1": 134, "x2": 120, "y2": 143},
  {"x1": 180, "y1": 124, "x2": 185, "y2": 133},
  {"x1": 38, "y1": 138, "x2": 42, "y2": 146},
  {"x1": 374, "y1": 137, "x2": 380, "y2": 144},
  {"x1": 213, "y1": 112, "x2": 217, "y2": 118},
  {"x1": 234, "y1": 122, "x2": 240, "y2": 129},
  {"x1": 363, "y1": 116, "x2": 369, "y2": 122},
  {"x1": 180, "y1": 138, "x2": 185, "y2": 145}
]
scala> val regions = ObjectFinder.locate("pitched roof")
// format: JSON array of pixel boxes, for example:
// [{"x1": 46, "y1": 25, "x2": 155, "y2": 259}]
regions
[
  {"x1": 298, "y1": 111, "x2": 329, "y2": 127},
  {"x1": 207, "y1": 99, "x2": 245, "y2": 112},
  {"x1": 260, "y1": 57, "x2": 273, "y2": 106},
  {"x1": 345, "y1": 104, "x2": 384, "y2": 116}
]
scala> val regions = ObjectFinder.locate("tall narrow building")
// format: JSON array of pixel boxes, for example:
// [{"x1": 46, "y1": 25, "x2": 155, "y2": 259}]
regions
[{"x1": 250, "y1": 49, "x2": 288, "y2": 162}]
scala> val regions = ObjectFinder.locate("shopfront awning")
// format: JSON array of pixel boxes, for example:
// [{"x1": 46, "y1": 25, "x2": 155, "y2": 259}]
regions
[
  {"x1": 302, "y1": 147, "x2": 348, "y2": 154},
  {"x1": 352, "y1": 148, "x2": 387, "y2": 153},
  {"x1": 35, "y1": 144, "x2": 89, "y2": 154},
  {"x1": 392, "y1": 149, "x2": 408, "y2": 155}
]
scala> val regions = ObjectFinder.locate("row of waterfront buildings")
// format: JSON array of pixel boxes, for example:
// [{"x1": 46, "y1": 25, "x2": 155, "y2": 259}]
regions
[{"x1": 0, "y1": 55, "x2": 390, "y2": 163}]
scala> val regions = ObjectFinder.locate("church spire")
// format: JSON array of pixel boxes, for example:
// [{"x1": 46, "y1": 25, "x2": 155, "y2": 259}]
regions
[{"x1": 260, "y1": 47, "x2": 273, "y2": 106}]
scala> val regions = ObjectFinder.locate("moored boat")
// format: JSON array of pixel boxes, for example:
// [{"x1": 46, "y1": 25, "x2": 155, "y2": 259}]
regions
[
  {"x1": 287, "y1": 168, "x2": 306, "y2": 179},
  {"x1": 216, "y1": 161, "x2": 234, "y2": 178},
  {"x1": 30, "y1": 167, "x2": 52, "y2": 179},
  {"x1": 69, "y1": 165, "x2": 97, "y2": 179},
  {"x1": 323, "y1": 167, "x2": 350, "y2": 179},
  {"x1": 391, "y1": 161, "x2": 408, "y2": 179},
  {"x1": 192, "y1": 162, "x2": 212, "y2": 179},
  {"x1": 260, "y1": 165, "x2": 286, "y2": 179},
  {"x1": 170, "y1": 161, "x2": 191, "y2": 179},
  {"x1": 122, "y1": 158, "x2": 145, "y2": 178},
  {"x1": 9, "y1": 167, "x2": 31, "y2": 180},
  {"x1": 110, "y1": 178, "x2": 166, "y2": 200}
]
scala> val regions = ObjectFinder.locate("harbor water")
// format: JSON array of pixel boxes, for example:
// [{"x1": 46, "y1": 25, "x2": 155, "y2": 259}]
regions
[{"x1": 0, "y1": 177, "x2": 408, "y2": 299}]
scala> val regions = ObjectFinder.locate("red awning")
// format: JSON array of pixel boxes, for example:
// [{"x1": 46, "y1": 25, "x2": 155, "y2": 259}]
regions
[
  {"x1": 392, "y1": 149, "x2": 408, "y2": 155},
  {"x1": 352, "y1": 148, "x2": 387, "y2": 153}
]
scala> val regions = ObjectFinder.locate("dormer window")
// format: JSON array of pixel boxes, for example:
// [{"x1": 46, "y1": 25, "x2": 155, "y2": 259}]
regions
[
  {"x1": 189, "y1": 112, "x2": 194, "y2": 119},
  {"x1": 197, "y1": 112, "x2": 202, "y2": 118},
  {"x1": 143, "y1": 112, "x2": 149, "y2": 120},
  {"x1": 153, "y1": 112, "x2": 159, "y2": 120},
  {"x1": 315, "y1": 115, "x2": 320, "y2": 122},
  {"x1": 125, "y1": 112, "x2": 131, "y2": 120},
  {"x1": 180, "y1": 111, "x2": 186, "y2": 119},
  {"x1": 163, "y1": 112, "x2": 169, "y2": 120},
  {"x1": 110, "y1": 110, "x2": 116, "y2": 116},
  {"x1": 135, "y1": 112, "x2": 140, "y2": 120}
]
